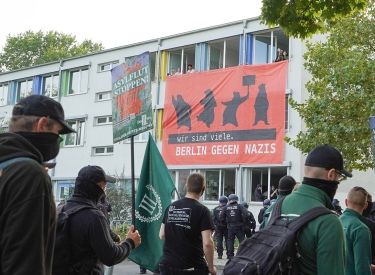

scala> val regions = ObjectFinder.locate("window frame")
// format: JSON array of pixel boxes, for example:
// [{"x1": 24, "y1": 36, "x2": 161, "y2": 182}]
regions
[
  {"x1": 17, "y1": 78, "x2": 33, "y2": 101},
  {"x1": 63, "y1": 118, "x2": 86, "y2": 147},
  {"x1": 68, "y1": 67, "x2": 89, "y2": 95},
  {"x1": 94, "y1": 115, "x2": 113, "y2": 126},
  {"x1": 92, "y1": 146, "x2": 114, "y2": 156},
  {"x1": 96, "y1": 91, "x2": 112, "y2": 101},
  {"x1": 98, "y1": 61, "x2": 119, "y2": 72},
  {"x1": 0, "y1": 83, "x2": 8, "y2": 106},
  {"x1": 42, "y1": 73, "x2": 59, "y2": 98}
]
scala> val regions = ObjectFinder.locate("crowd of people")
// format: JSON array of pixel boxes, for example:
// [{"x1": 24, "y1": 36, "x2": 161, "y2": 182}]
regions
[{"x1": 1, "y1": 93, "x2": 375, "y2": 275}]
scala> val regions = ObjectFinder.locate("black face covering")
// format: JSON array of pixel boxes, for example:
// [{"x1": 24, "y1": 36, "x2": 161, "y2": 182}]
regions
[
  {"x1": 303, "y1": 177, "x2": 339, "y2": 202},
  {"x1": 16, "y1": 132, "x2": 63, "y2": 162}
]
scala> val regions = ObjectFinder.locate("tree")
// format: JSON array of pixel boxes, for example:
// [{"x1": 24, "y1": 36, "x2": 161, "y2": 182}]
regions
[
  {"x1": 106, "y1": 167, "x2": 132, "y2": 223},
  {"x1": 0, "y1": 30, "x2": 104, "y2": 71},
  {"x1": 285, "y1": 1, "x2": 375, "y2": 172},
  {"x1": 0, "y1": 112, "x2": 8, "y2": 133},
  {"x1": 261, "y1": 0, "x2": 369, "y2": 38}
]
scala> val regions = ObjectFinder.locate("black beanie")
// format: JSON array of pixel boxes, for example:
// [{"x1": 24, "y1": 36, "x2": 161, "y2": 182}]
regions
[{"x1": 278, "y1": 175, "x2": 297, "y2": 195}]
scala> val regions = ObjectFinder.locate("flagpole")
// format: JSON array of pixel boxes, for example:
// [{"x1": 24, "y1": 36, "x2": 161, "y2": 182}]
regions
[{"x1": 131, "y1": 135, "x2": 136, "y2": 230}]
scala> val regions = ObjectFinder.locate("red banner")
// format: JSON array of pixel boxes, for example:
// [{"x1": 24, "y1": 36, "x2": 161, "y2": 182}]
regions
[{"x1": 162, "y1": 61, "x2": 288, "y2": 165}]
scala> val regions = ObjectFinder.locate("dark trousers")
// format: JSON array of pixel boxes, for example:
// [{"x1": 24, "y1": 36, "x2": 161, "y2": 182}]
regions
[
  {"x1": 216, "y1": 226, "x2": 228, "y2": 256},
  {"x1": 159, "y1": 264, "x2": 209, "y2": 275},
  {"x1": 227, "y1": 225, "x2": 245, "y2": 257},
  {"x1": 243, "y1": 225, "x2": 252, "y2": 238}
]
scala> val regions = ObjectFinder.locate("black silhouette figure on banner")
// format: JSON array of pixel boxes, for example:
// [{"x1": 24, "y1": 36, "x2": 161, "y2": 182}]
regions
[
  {"x1": 221, "y1": 90, "x2": 250, "y2": 127},
  {"x1": 197, "y1": 89, "x2": 217, "y2": 128},
  {"x1": 172, "y1": 94, "x2": 192, "y2": 130},
  {"x1": 253, "y1": 83, "x2": 270, "y2": 126}
]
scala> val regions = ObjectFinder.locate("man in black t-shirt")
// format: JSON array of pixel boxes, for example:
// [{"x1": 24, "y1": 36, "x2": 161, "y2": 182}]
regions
[{"x1": 159, "y1": 173, "x2": 217, "y2": 275}]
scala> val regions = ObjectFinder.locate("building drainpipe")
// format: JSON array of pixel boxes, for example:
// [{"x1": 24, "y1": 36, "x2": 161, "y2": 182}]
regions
[{"x1": 153, "y1": 39, "x2": 162, "y2": 139}]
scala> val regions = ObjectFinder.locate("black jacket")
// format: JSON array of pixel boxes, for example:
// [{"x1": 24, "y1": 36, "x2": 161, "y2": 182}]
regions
[
  {"x1": 219, "y1": 202, "x2": 248, "y2": 226},
  {"x1": 0, "y1": 133, "x2": 56, "y2": 275},
  {"x1": 65, "y1": 176, "x2": 134, "y2": 274}
]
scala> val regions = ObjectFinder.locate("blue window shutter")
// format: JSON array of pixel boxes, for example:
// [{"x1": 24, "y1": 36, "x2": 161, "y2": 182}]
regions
[
  {"x1": 8, "y1": 81, "x2": 17, "y2": 105},
  {"x1": 246, "y1": 34, "x2": 253, "y2": 65},
  {"x1": 32, "y1": 76, "x2": 42, "y2": 94}
]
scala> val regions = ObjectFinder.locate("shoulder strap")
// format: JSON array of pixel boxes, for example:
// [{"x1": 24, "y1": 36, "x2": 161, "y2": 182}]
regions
[
  {"x1": 60, "y1": 204, "x2": 96, "y2": 217},
  {"x1": 287, "y1": 206, "x2": 334, "y2": 232},
  {"x1": 268, "y1": 196, "x2": 334, "y2": 231},
  {"x1": 0, "y1": 157, "x2": 37, "y2": 170},
  {"x1": 268, "y1": 196, "x2": 286, "y2": 225}
]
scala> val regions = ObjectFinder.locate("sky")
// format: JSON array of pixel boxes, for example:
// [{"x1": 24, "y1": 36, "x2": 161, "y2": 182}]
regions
[{"x1": 0, "y1": 0, "x2": 263, "y2": 51}]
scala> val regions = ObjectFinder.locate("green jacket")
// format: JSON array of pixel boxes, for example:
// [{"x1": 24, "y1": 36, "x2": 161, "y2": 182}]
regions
[
  {"x1": 279, "y1": 184, "x2": 346, "y2": 275},
  {"x1": 259, "y1": 194, "x2": 286, "y2": 229},
  {"x1": 340, "y1": 208, "x2": 372, "y2": 275}
]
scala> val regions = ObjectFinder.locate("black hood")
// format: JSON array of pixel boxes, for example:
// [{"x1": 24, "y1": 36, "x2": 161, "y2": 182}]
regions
[
  {"x1": 71, "y1": 176, "x2": 105, "y2": 205},
  {"x1": 0, "y1": 133, "x2": 43, "y2": 164}
]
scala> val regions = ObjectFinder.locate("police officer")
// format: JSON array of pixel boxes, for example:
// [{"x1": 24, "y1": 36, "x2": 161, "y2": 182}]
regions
[
  {"x1": 219, "y1": 194, "x2": 248, "y2": 259},
  {"x1": 258, "y1": 199, "x2": 271, "y2": 224},
  {"x1": 213, "y1": 196, "x2": 229, "y2": 259},
  {"x1": 241, "y1": 201, "x2": 256, "y2": 238}
]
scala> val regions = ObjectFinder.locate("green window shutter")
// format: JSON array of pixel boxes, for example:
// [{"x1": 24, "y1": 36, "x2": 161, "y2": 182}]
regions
[{"x1": 60, "y1": 71, "x2": 69, "y2": 97}]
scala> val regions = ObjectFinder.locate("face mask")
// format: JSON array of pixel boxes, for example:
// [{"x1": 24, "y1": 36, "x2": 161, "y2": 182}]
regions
[
  {"x1": 16, "y1": 132, "x2": 63, "y2": 162},
  {"x1": 303, "y1": 177, "x2": 339, "y2": 202}
]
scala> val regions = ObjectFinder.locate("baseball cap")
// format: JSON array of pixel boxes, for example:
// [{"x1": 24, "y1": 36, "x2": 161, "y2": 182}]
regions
[
  {"x1": 305, "y1": 144, "x2": 352, "y2": 178},
  {"x1": 278, "y1": 175, "x2": 297, "y2": 195},
  {"x1": 257, "y1": 184, "x2": 262, "y2": 188},
  {"x1": 263, "y1": 199, "x2": 271, "y2": 206},
  {"x1": 12, "y1": 94, "x2": 75, "y2": 134},
  {"x1": 78, "y1": 165, "x2": 116, "y2": 184}
]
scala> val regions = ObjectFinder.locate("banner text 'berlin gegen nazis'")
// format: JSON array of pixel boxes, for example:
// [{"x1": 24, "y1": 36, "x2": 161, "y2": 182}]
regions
[{"x1": 162, "y1": 61, "x2": 288, "y2": 165}]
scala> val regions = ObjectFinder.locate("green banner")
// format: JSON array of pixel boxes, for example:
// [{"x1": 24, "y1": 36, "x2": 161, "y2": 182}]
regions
[
  {"x1": 128, "y1": 133, "x2": 176, "y2": 271},
  {"x1": 111, "y1": 52, "x2": 153, "y2": 143}
]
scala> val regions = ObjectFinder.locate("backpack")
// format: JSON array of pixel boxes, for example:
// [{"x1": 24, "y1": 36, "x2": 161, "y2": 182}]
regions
[
  {"x1": 223, "y1": 197, "x2": 334, "y2": 275},
  {"x1": 52, "y1": 204, "x2": 94, "y2": 275}
]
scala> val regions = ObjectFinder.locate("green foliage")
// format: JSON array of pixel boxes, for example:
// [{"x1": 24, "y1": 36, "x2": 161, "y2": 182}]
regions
[
  {"x1": 261, "y1": 0, "x2": 369, "y2": 38},
  {"x1": 106, "y1": 185, "x2": 132, "y2": 222},
  {"x1": 111, "y1": 223, "x2": 130, "y2": 242},
  {"x1": 0, "y1": 30, "x2": 104, "y2": 71},
  {"x1": 0, "y1": 112, "x2": 8, "y2": 133},
  {"x1": 286, "y1": 1, "x2": 375, "y2": 171}
]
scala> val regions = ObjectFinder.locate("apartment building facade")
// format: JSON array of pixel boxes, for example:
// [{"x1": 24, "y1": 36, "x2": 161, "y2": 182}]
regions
[{"x1": 0, "y1": 17, "x2": 373, "y2": 216}]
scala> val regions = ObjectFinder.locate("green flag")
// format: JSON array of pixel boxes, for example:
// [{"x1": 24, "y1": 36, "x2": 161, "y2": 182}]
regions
[{"x1": 128, "y1": 133, "x2": 176, "y2": 271}]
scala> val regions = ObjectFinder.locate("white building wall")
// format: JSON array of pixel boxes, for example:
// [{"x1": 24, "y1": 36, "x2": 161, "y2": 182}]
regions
[{"x1": 0, "y1": 17, "x2": 373, "y2": 217}]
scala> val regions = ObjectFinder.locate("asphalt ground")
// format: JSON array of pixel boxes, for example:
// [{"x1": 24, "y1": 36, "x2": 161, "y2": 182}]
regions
[{"x1": 110, "y1": 250, "x2": 228, "y2": 275}]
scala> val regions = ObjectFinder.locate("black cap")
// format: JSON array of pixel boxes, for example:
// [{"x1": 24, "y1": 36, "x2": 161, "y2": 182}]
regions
[
  {"x1": 78, "y1": 165, "x2": 116, "y2": 184},
  {"x1": 305, "y1": 144, "x2": 352, "y2": 178},
  {"x1": 12, "y1": 94, "x2": 75, "y2": 134},
  {"x1": 278, "y1": 175, "x2": 297, "y2": 195}
]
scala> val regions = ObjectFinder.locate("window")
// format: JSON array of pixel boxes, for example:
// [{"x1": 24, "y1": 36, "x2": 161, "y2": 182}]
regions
[
  {"x1": 17, "y1": 79, "x2": 33, "y2": 100},
  {"x1": 93, "y1": 146, "x2": 114, "y2": 155},
  {"x1": 58, "y1": 182, "x2": 75, "y2": 200},
  {"x1": 0, "y1": 83, "x2": 8, "y2": 106},
  {"x1": 96, "y1": 91, "x2": 111, "y2": 101},
  {"x1": 63, "y1": 118, "x2": 85, "y2": 146},
  {"x1": 124, "y1": 131, "x2": 150, "y2": 143},
  {"x1": 98, "y1": 61, "x2": 119, "y2": 72},
  {"x1": 94, "y1": 115, "x2": 112, "y2": 125},
  {"x1": 169, "y1": 170, "x2": 189, "y2": 199},
  {"x1": 69, "y1": 68, "x2": 88, "y2": 95},
  {"x1": 42, "y1": 74, "x2": 59, "y2": 98}
]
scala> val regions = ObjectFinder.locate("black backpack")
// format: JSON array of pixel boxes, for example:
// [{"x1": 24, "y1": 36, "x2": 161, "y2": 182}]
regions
[
  {"x1": 223, "y1": 197, "x2": 334, "y2": 275},
  {"x1": 52, "y1": 204, "x2": 94, "y2": 275}
]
